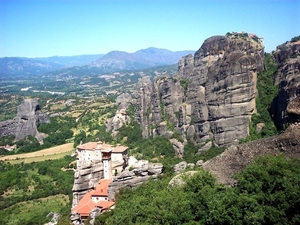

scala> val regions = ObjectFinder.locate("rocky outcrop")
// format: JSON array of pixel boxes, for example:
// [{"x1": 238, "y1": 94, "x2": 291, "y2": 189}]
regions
[
  {"x1": 168, "y1": 171, "x2": 199, "y2": 187},
  {"x1": 115, "y1": 93, "x2": 132, "y2": 110},
  {"x1": 105, "y1": 109, "x2": 130, "y2": 134},
  {"x1": 271, "y1": 40, "x2": 300, "y2": 129},
  {"x1": 135, "y1": 33, "x2": 264, "y2": 151},
  {"x1": 72, "y1": 161, "x2": 105, "y2": 207},
  {"x1": 202, "y1": 122, "x2": 300, "y2": 185},
  {"x1": 107, "y1": 160, "x2": 163, "y2": 200},
  {"x1": 72, "y1": 159, "x2": 124, "y2": 208},
  {"x1": 0, "y1": 99, "x2": 49, "y2": 141}
]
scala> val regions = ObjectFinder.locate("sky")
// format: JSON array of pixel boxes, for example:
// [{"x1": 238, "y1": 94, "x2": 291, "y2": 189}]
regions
[{"x1": 0, "y1": 0, "x2": 299, "y2": 58}]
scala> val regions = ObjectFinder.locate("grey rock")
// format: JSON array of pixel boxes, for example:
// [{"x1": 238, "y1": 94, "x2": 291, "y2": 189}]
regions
[
  {"x1": 196, "y1": 160, "x2": 204, "y2": 167},
  {"x1": 116, "y1": 93, "x2": 132, "y2": 110},
  {"x1": 134, "y1": 33, "x2": 264, "y2": 155},
  {"x1": 174, "y1": 161, "x2": 187, "y2": 173},
  {"x1": 0, "y1": 99, "x2": 49, "y2": 141},
  {"x1": 89, "y1": 208, "x2": 102, "y2": 225},
  {"x1": 148, "y1": 163, "x2": 163, "y2": 175},
  {"x1": 256, "y1": 123, "x2": 265, "y2": 132},
  {"x1": 46, "y1": 212, "x2": 61, "y2": 225},
  {"x1": 108, "y1": 161, "x2": 163, "y2": 200},
  {"x1": 187, "y1": 163, "x2": 195, "y2": 169},
  {"x1": 105, "y1": 109, "x2": 130, "y2": 133},
  {"x1": 271, "y1": 40, "x2": 300, "y2": 129},
  {"x1": 168, "y1": 171, "x2": 199, "y2": 187},
  {"x1": 202, "y1": 123, "x2": 300, "y2": 186},
  {"x1": 170, "y1": 139, "x2": 185, "y2": 158},
  {"x1": 197, "y1": 141, "x2": 212, "y2": 154},
  {"x1": 72, "y1": 160, "x2": 104, "y2": 208}
]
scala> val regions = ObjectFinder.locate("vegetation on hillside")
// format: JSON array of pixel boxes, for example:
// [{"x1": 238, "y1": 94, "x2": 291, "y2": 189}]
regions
[
  {"x1": 95, "y1": 154, "x2": 300, "y2": 225},
  {"x1": 241, "y1": 53, "x2": 278, "y2": 143},
  {"x1": 0, "y1": 155, "x2": 74, "y2": 225},
  {"x1": 291, "y1": 35, "x2": 300, "y2": 43}
]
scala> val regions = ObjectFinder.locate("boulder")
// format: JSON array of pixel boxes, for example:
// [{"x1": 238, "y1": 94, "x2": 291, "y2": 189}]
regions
[
  {"x1": 168, "y1": 171, "x2": 199, "y2": 187},
  {"x1": 170, "y1": 139, "x2": 185, "y2": 158},
  {"x1": 174, "y1": 161, "x2": 187, "y2": 173},
  {"x1": 196, "y1": 160, "x2": 204, "y2": 167},
  {"x1": 197, "y1": 141, "x2": 212, "y2": 154}
]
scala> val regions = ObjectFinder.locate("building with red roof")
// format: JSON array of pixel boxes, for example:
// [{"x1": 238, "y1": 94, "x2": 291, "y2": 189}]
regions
[
  {"x1": 72, "y1": 141, "x2": 128, "y2": 222},
  {"x1": 76, "y1": 141, "x2": 128, "y2": 165},
  {"x1": 71, "y1": 179, "x2": 114, "y2": 220}
]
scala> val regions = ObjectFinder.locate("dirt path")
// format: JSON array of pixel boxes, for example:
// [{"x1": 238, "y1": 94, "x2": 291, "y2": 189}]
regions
[{"x1": 0, "y1": 143, "x2": 74, "y2": 161}]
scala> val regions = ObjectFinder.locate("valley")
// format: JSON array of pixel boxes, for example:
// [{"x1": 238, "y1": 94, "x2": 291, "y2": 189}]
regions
[{"x1": 0, "y1": 34, "x2": 299, "y2": 225}]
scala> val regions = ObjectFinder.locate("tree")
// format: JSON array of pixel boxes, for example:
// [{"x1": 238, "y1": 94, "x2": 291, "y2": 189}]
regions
[{"x1": 234, "y1": 155, "x2": 300, "y2": 224}]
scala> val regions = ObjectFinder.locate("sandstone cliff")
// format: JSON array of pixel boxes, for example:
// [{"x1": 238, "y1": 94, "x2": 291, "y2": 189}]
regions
[
  {"x1": 72, "y1": 155, "x2": 162, "y2": 207},
  {"x1": 135, "y1": 34, "x2": 264, "y2": 151},
  {"x1": 271, "y1": 39, "x2": 300, "y2": 129},
  {"x1": 0, "y1": 99, "x2": 49, "y2": 141},
  {"x1": 202, "y1": 122, "x2": 300, "y2": 185},
  {"x1": 107, "y1": 159, "x2": 163, "y2": 200}
]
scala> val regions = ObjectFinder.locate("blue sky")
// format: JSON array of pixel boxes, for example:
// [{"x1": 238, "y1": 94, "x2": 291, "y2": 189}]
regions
[{"x1": 0, "y1": 0, "x2": 299, "y2": 57}]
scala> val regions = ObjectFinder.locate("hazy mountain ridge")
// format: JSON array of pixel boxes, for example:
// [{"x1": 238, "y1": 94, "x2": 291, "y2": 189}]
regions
[
  {"x1": 0, "y1": 48, "x2": 193, "y2": 77},
  {"x1": 0, "y1": 57, "x2": 62, "y2": 77},
  {"x1": 90, "y1": 48, "x2": 194, "y2": 71},
  {"x1": 33, "y1": 54, "x2": 104, "y2": 67},
  {"x1": 0, "y1": 54, "x2": 104, "y2": 77}
]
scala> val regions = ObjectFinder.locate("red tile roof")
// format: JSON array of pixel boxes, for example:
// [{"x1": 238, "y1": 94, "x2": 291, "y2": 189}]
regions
[
  {"x1": 77, "y1": 142, "x2": 128, "y2": 153},
  {"x1": 112, "y1": 145, "x2": 128, "y2": 153},
  {"x1": 72, "y1": 179, "x2": 114, "y2": 217},
  {"x1": 77, "y1": 142, "x2": 112, "y2": 150},
  {"x1": 92, "y1": 179, "x2": 111, "y2": 196}
]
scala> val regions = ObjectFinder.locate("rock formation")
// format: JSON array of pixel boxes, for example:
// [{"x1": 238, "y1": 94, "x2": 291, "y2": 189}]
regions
[
  {"x1": 105, "y1": 109, "x2": 131, "y2": 134},
  {"x1": 105, "y1": 93, "x2": 132, "y2": 135},
  {"x1": 0, "y1": 99, "x2": 49, "y2": 141},
  {"x1": 72, "y1": 154, "x2": 162, "y2": 208},
  {"x1": 271, "y1": 39, "x2": 300, "y2": 129},
  {"x1": 135, "y1": 33, "x2": 264, "y2": 152},
  {"x1": 202, "y1": 122, "x2": 300, "y2": 186},
  {"x1": 115, "y1": 93, "x2": 132, "y2": 110},
  {"x1": 107, "y1": 159, "x2": 163, "y2": 200},
  {"x1": 72, "y1": 160, "x2": 105, "y2": 208}
]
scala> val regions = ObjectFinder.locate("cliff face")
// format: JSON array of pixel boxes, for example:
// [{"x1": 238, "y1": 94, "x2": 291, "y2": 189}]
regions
[
  {"x1": 135, "y1": 34, "x2": 264, "y2": 149},
  {"x1": 202, "y1": 122, "x2": 300, "y2": 185},
  {"x1": 0, "y1": 99, "x2": 50, "y2": 141},
  {"x1": 72, "y1": 160, "x2": 105, "y2": 207},
  {"x1": 271, "y1": 40, "x2": 300, "y2": 129}
]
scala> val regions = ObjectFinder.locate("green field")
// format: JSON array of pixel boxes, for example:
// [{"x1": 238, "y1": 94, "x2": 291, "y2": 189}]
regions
[{"x1": 2, "y1": 194, "x2": 69, "y2": 225}]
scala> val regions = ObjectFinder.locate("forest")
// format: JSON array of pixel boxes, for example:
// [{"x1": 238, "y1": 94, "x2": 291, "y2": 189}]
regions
[{"x1": 94, "y1": 154, "x2": 300, "y2": 225}]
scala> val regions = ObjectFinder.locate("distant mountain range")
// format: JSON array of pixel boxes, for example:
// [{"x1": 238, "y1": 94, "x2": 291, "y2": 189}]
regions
[
  {"x1": 90, "y1": 48, "x2": 194, "y2": 72},
  {"x1": 0, "y1": 48, "x2": 194, "y2": 77},
  {"x1": 0, "y1": 54, "x2": 104, "y2": 78}
]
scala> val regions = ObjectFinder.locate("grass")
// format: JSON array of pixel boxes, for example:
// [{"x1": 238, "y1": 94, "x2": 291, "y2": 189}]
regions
[
  {"x1": 0, "y1": 143, "x2": 74, "y2": 164},
  {"x1": 1, "y1": 194, "x2": 69, "y2": 225},
  {"x1": 7, "y1": 151, "x2": 74, "y2": 164},
  {"x1": 50, "y1": 103, "x2": 66, "y2": 111}
]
